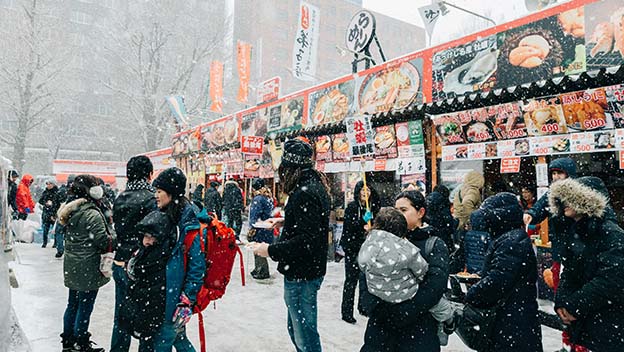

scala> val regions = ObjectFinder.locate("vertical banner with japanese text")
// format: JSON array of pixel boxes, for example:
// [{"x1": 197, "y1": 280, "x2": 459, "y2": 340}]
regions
[
  {"x1": 292, "y1": 1, "x2": 320, "y2": 81},
  {"x1": 345, "y1": 115, "x2": 375, "y2": 157},
  {"x1": 237, "y1": 41, "x2": 251, "y2": 103},
  {"x1": 210, "y1": 61, "x2": 224, "y2": 113}
]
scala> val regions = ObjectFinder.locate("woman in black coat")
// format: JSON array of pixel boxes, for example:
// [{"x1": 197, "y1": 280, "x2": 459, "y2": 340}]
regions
[
  {"x1": 465, "y1": 192, "x2": 543, "y2": 352},
  {"x1": 340, "y1": 181, "x2": 380, "y2": 324},
  {"x1": 360, "y1": 190, "x2": 449, "y2": 352},
  {"x1": 549, "y1": 177, "x2": 624, "y2": 352},
  {"x1": 425, "y1": 188, "x2": 455, "y2": 251}
]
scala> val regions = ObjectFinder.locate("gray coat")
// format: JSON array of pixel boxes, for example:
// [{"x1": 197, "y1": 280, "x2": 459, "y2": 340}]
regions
[{"x1": 358, "y1": 229, "x2": 428, "y2": 303}]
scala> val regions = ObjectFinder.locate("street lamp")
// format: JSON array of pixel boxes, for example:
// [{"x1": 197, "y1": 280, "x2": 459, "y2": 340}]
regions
[{"x1": 436, "y1": 1, "x2": 497, "y2": 27}]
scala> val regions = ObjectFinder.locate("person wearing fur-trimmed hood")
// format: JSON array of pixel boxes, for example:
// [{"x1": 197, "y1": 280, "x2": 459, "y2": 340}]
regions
[{"x1": 549, "y1": 177, "x2": 624, "y2": 352}]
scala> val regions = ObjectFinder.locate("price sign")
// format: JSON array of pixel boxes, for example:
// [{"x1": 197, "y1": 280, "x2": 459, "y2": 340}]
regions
[{"x1": 500, "y1": 157, "x2": 521, "y2": 174}]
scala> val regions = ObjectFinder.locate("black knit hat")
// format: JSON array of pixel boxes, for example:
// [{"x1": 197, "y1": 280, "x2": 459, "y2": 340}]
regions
[
  {"x1": 252, "y1": 178, "x2": 265, "y2": 191},
  {"x1": 8, "y1": 170, "x2": 18, "y2": 178},
  {"x1": 127, "y1": 155, "x2": 153, "y2": 181},
  {"x1": 281, "y1": 139, "x2": 313, "y2": 168},
  {"x1": 152, "y1": 167, "x2": 187, "y2": 198}
]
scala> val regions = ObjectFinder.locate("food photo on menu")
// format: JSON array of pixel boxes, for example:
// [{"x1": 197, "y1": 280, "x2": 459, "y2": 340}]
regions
[
  {"x1": 521, "y1": 98, "x2": 569, "y2": 136},
  {"x1": 432, "y1": 35, "x2": 498, "y2": 101},
  {"x1": 308, "y1": 80, "x2": 355, "y2": 127},
  {"x1": 357, "y1": 58, "x2": 423, "y2": 114},
  {"x1": 585, "y1": 1, "x2": 624, "y2": 70},
  {"x1": 560, "y1": 88, "x2": 613, "y2": 132}
]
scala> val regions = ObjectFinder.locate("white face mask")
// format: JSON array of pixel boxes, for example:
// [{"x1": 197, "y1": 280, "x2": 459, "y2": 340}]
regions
[{"x1": 89, "y1": 186, "x2": 104, "y2": 200}]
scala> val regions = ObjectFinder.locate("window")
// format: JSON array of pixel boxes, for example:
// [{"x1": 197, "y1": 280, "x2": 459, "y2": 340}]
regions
[
  {"x1": 97, "y1": 103, "x2": 111, "y2": 116},
  {"x1": 102, "y1": 0, "x2": 114, "y2": 9},
  {"x1": 0, "y1": 0, "x2": 15, "y2": 9}
]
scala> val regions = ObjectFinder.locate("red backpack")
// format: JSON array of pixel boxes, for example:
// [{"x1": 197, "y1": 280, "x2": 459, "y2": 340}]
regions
[{"x1": 183, "y1": 214, "x2": 245, "y2": 352}]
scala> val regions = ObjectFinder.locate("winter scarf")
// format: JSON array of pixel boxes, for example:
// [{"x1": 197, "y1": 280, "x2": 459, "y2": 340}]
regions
[{"x1": 126, "y1": 179, "x2": 154, "y2": 192}]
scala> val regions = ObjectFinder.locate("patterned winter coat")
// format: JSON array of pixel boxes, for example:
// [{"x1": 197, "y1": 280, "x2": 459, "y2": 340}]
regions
[{"x1": 358, "y1": 229, "x2": 428, "y2": 303}]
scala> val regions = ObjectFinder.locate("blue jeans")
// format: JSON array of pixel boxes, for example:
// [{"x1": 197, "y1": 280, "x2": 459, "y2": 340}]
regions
[
  {"x1": 55, "y1": 223, "x2": 65, "y2": 254},
  {"x1": 42, "y1": 222, "x2": 52, "y2": 246},
  {"x1": 284, "y1": 277, "x2": 324, "y2": 352},
  {"x1": 63, "y1": 289, "x2": 98, "y2": 342},
  {"x1": 154, "y1": 322, "x2": 195, "y2": 352}
]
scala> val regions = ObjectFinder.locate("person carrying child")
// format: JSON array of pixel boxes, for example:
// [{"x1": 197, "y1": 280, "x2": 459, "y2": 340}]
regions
[
  {"x1": 119, "y1": 210, "x2": 177, "y2": 348},
  {"x1": 358, "y1": 207, "x2": 455, "y2": 348}
]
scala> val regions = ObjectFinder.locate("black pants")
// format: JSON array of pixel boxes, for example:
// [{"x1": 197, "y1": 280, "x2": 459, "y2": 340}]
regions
[
  {"x1": 253, "y1": 254, "x2": 270, "y2": 278},
  {"x1": 341, "y1": 255, "x2": 364, "y2": 318}
]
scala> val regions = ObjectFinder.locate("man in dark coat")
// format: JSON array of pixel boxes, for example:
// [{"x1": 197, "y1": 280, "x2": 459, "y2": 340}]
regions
[
  {"x1": 203, "y1": 181, "x2": 222, "y2": 217},
  {"x1": 38, "y1": 180, "x2": 60, "y2": 248},
  {"x1": 110, "y1": 156, "x2": 157, "y2": 352},
  {"x1": 425, "y1": 189, "x2": 456, "y2": 251},
  {"x1": 222, "y1": 180, "x2": 244, "y2": 240},
  {"x1": 191, "y1": 184, "x2": 204, "y2": 208},
  {"x1": 52, "y1": 175, "x2": 75, "y2": 258},
  {"x1": 465, "y1": 192, "x2": 543, "y2": 352},
  {"x1": 251, "y1": 139, "x2": 330, "y2": 352},
  {"x1": 549, "y1": 177, "x2": 624, "y2": 352},
  {"x1": 340, "y1": 180, "x2": 380, "y2": 324},
  {"x1": 7, "y1": 170, "x2": 18, "y2": 216}
]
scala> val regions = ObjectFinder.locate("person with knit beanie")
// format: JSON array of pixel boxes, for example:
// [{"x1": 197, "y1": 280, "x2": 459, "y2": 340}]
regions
[
  {"x1": 549, "y1": 177, "x2": 624, "y2": 352},
  {"x1": 150, "y1": 167, "x2": 206, "y2": 351},
  {"x1": 250, "y1": 139, "x2": 331, "y2": 352}
]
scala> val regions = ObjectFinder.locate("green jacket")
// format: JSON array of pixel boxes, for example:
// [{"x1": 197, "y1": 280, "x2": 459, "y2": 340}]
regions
[{"x1": 59, "y1": 198, "x2": 112, "y2": 291}]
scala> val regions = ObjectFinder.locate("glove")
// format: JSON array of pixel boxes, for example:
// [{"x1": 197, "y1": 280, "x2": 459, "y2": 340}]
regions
[
  {"x1": 172, "y1": 293, "x2": 193, "y2": 331},
  {"x1": 362, "y1": 210, "x2": 373, "y2": 223},
  {"x1": 24, "y1": 207, "x2": 31, "y2": 214}
]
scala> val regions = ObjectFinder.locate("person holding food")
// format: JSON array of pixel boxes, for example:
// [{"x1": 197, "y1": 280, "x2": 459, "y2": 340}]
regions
[
  {"x1": 464, "y1": 193, "x2": 543, "y2": 352},
  {"x1": 340, "y1": 180, "x2": 380, "y2": 324},
  {"x1": 248, "y1": 178, "x2": 274, "y2": 280},
  {"x1": 549, "y1": 177, "x2": 624, "y2": 352},
  {"x1": 250, "y1": 139, "x2": 331, "y2": 352}
]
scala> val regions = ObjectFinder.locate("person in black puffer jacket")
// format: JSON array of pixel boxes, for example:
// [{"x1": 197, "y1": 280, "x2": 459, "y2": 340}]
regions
[
  {"x1": 38, "y1": 180, "x2": 60, "y2": 248},
  {"x1": 251, "y1": 139, "x2": 331, "y2": 352},
  {"x1": 465, "y1": 192, "x2": 543, "y2": 352},
  {"x1": 425, "y1": 187, "x2": 456, "y2": 251},
  {"x1": 191, "y1": 184, "x2": 204, "y2": 208},
  {"x1": 463, "y1": 211, "x2": 491, "y2": 274},
  {"x1": 549, "y1": 177, "x2": 624, "y2": 352},
  {"x1": 204, "y1": 181, "x2": 223, "y2": 217},
  {"x1": 340, "y1": 180, "x2": 380, "y2": 324},
  {"x1": 120, "y1": 210, "x2": 176, "y2": 345},
  {"x1": 222, "y1": 180, "x2": 244, "y2": 240},
  {"x1": 110, "y1": 156, "x2": 157, "y2": 352}
]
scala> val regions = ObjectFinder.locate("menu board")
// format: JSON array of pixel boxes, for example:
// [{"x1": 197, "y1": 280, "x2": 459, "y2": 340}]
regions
[
  {"x1": 396, "y1": 120, "x2": 425, "y2": 158},
  {"x1": 497, "y1": 11, "x2": 586, "y2": 88},
  {"x1": 431, "y1": 113, "x2": 467, "y2": 145},
  {"x1": 606, "y1": 85, "x2": 624, "y2": 128},
  {"x1": 559, "y1": 88, "x2": 613, "y2": 132},
  {"x1": 357, "y1": 57, "x2": 424, "y2": 114},
  {"x1": 244, "y1": 154, "x2": 261, "y2": 178},
  {"x1": 201, "y1": 115, "x2": 240, "y2": 149},
  {"x1": 315, "y1": 135, "x2": 332, "y2": 161},
  {"x1": 307, "y1": 80, "x2": 356, "y2": 127},
  {"x1": 520, "y1": 97, "x2": 568, "y2": 136},
  {"x1": 332, "y1": 133, "x2": 350, "y2": 162},
  {"x1": 266, "y1": 96, "x2": 305, "y2": 134},
  {"x1": 241, "y1": 110, "x2": 268, "y2": 138},
  {"x1": 171, "y1": 132, "x2": 191, "y2": 156},
  {"x1": 584, "y1": 1, "x2": 624, "y2": 72},
  {"x1": 374, "y1": 125, "x2": 398, "y2": 158},
  {"x1": 432, "y1": 35, "x2": 498, "y2": 101}
]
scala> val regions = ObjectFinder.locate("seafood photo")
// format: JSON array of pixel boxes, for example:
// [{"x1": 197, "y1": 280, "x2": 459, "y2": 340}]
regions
[
  {"x1": 587, "y1": 7, "x2": 624, "y2": 59},
  {"x1": 359, "y1": 61, "x2": 421, "y2": 114},
  {"x1": 443, "y1": 48, "x2": 498, "y2": 95},
  {"x1": 524, "y1": 105, "x2": 568, "y2": 136}
]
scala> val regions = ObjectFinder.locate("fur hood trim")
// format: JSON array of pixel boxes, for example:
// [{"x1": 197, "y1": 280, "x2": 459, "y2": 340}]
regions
[
  {"x1": 57, "y1": 198, "x2": 87, "y2": 225},
  {"x1": 548, "y1": 179, "x2": 607, "y2": 218}
]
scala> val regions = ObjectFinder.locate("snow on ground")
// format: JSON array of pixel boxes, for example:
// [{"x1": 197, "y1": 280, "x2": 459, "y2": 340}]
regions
[{"x1": 10, "y1": 242, "x2": 564, "y2": 351}]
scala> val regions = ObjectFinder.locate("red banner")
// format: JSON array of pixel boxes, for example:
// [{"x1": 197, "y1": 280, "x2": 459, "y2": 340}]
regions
[
  {"x1": 500, "y1": 157, "x2": 521, "y2": 173},
  {"x1": 210, "y1": 61, "x2": 224, "y2": 113},
  {"x1": 241, "y1": 136, "x2": 264, "y2": 154},
  {"x1": 237, "y1": 41, "x2": 251, "y2": 103}
]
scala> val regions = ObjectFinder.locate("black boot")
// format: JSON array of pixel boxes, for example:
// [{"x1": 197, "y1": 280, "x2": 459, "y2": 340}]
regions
[
  {"x1": 60, "y1": 333, "x2": 74, "y2": 351},
  {"x1": 73, "y1": 333, "x2": 104, "y2": 352}
]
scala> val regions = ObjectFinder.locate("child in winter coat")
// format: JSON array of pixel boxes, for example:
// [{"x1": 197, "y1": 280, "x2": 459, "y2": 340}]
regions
[
  {"x1": 120, "y1": 210, "x2": 177, "y2": 343},
  {"x1": 358, "y1": 207, "x2": 455, "y2": 340}
]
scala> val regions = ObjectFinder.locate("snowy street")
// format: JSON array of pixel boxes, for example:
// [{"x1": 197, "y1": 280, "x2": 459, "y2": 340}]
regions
[{"x1": 10, "y1": 242, "x2": 564, "y2": 352}]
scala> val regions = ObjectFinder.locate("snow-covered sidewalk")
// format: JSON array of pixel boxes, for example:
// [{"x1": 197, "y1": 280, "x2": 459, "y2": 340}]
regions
[{"x1": 10, "y1": 242, "x2": 563, "y2": 351}]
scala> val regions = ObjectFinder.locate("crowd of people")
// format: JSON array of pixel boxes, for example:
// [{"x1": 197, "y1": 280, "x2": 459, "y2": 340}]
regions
[{"x1": 6, "y1": 138, "x2": 624, "y2": 351}]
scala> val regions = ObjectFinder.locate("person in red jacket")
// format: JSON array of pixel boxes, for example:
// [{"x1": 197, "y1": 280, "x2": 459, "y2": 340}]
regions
[{"x1": 16, "y1": 174, "x2": 35, "y2": 220}]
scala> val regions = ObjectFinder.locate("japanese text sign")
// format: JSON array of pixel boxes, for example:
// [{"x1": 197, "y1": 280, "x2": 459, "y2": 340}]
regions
[
  {"x1": 345, "y1": 10, "x2": 375, "y2": 53},
  {"x1": 241, "y1": 136, "x2": 264, "y2": 155},
  {"x1": 345, "y1": 115, "x2": 375, "y2": 157},
  {"x1": 292, "y1": 1, "x2": 320, "y2": 81},
  {"x1": 500, "y1": 157, "x2": 521, "y2": 173}
]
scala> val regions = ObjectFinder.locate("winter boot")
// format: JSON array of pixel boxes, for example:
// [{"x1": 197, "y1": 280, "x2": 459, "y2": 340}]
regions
[
  {"x1": 73, "y1": 333, "x2": 105, "y2": 352},
  {"x1": 60, "y1": 333, "x2": 74, "y2": 351}
]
